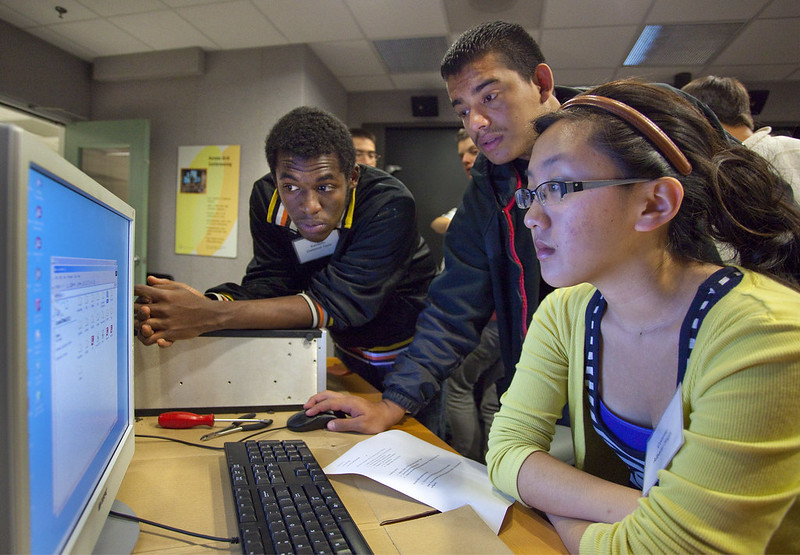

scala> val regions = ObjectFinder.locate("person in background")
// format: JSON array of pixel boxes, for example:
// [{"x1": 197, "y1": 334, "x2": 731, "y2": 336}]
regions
[
  {"x1": 430, "y1": 128, "x2": 504, "y2": 462},
  {"x1": 430, "y1": 129, "x2": 479, "y2": 234},
  {"x1": 488, "y1": 80, "x2": 800, "y2": 552},
  {"x1": 134, "y1": 107, "x2": 437, "y2": 392},
  {"x1": 303, "y1": 21, "x2": 569, "y2": 436},
  {"x1": 681, "y1": 75, "x2": 800, "y2": 198},
  {"x1": 350, "y1": 127, "x2": 380, "y2": 168}
]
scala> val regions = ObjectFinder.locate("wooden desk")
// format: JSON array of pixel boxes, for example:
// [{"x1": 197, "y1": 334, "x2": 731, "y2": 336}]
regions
[{"x1": 118, "y1": 362, "x2": 565, "y2": 553}]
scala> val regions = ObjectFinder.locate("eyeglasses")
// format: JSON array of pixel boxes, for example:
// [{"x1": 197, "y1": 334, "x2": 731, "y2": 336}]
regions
[
  {"x1": 355, "y1": 149, "x2": 380, "y2": 161},
  {"x1": 515, "y1": 178, "x2": 649, "y2": 209}
]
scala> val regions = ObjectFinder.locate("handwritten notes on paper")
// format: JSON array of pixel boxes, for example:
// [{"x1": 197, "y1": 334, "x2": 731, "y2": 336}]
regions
[{"x1": 323, "y1": 430, "x2": 514, "y2": 534}]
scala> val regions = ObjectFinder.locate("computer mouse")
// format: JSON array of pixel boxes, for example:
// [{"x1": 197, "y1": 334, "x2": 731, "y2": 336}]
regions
[{"x1": 286, "y1": 409, "x2": 346, "y2": 432}]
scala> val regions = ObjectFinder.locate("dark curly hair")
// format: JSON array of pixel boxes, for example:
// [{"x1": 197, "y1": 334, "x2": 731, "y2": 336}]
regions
[
  {"x1": 265, "y1": 106, "x2": 355, "y2": 176},
  {"x1": 534, "y1": 80, "x2": 800, "y2": 286},
  {"x1": 441, "y1": 20, "x2": 545, "y2": 82}
]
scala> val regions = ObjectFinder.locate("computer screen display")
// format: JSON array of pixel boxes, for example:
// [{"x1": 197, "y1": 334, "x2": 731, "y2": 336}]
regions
[{"x1": 0, "y1": 123, "x2": 136, "y2": 554}]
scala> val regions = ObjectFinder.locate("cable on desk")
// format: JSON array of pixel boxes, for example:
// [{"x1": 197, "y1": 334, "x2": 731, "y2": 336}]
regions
[
  {"x1": 108, "y1": 510, "x2": 239, "y2": 544},
  {"x1": 135, "y1": 425, "x2": 289, "y2": 451},
  {"x1": 135, "y1": 434, "x2": 224, "y2": 450}
]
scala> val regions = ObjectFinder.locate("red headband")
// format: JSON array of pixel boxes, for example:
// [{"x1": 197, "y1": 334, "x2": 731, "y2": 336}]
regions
[{"x1": 560, "y1": 94, "x2": 693, "y2": 176}]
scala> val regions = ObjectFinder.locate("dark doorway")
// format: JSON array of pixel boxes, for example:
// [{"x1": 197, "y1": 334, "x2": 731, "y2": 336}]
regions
[{"x1": 383, "y1": 126, "x2": 469, "y2": 264}]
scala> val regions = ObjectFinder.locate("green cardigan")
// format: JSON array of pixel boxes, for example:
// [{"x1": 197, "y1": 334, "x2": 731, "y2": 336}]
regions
[{"x1": 487, "y1": 268, "x2": 800, "y2": 553}]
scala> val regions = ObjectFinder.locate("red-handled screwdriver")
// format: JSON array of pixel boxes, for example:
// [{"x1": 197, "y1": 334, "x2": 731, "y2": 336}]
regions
[{"x1": 158, "y1": 411, "x2": 268, "y2": 429}]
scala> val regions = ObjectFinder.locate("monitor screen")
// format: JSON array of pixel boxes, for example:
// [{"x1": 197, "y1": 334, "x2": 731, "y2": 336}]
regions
[{"x1": 0, "y1": 123, "x2": 136, "y2": 554}]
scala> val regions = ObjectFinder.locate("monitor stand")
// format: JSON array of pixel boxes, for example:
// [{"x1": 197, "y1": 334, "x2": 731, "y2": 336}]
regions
[{"x1": 93, "y1": 500, "x2": 140, "y2": 554}]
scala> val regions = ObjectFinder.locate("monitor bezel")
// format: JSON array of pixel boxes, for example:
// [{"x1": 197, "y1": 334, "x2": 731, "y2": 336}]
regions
[{"x1": 0, "y1": 123, "x2": 136, "y2": 554}]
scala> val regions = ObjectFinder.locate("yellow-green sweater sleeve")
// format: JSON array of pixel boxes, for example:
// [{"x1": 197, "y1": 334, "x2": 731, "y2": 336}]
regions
[{"x1": 486, "y1": 284, "x2": 592, "y2": 501}]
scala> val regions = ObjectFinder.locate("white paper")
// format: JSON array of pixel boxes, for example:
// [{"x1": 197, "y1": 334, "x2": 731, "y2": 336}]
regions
[
  {"x1": 323, "y1": 429, "x2": 514, "y2": 534},
  {"x1": 643, "y1": 384, "x2": 685, "y2": 495}
]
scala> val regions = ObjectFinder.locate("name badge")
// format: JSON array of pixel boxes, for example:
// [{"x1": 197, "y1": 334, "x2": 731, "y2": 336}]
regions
[
  {"x1": 642, "y1": 384, "x2": 685, "y2": 496},
  {"x1": 293, "y1": 229, "x2": 339, "y2": 264}
]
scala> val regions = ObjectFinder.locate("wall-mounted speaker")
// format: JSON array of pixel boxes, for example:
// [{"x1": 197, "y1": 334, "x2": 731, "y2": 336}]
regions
[
  {"x1": 411, "y1": 96, "x2": 438, "y2": 117},
  {"x1": 748, "y1": 90, "x2": 769, "y2": 116}
]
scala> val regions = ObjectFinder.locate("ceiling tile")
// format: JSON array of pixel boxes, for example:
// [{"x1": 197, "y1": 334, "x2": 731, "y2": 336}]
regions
[
  {"x1": 22, "y1": 25, "x2": 99, "y2": 59},
  {"x1": 646, "y1": 0, "x2": 768, "y2": 23},
  {"x1": 253, "y1": 0, "x2": 362, "y2": 43},
  {"x1": 309, "y1": 40, "x2": 385, "y2": 77},
  {"x1": 761, "y1": 0, "x2": 800, "y2": 18},
  {"x1": 111, "y1": 10, "x2": 217, "y2": 51},
  {"x1": 0, "y1": 3, "x2": 39, "y2": 28},
  {"x1": 714, "y1": 18, "x2": 800, "y2": 65},
  {"x1": 346, "y1": 0, "x2": 447, "y2": 38},
  {"x1": 2, "y1": 0, "x2": 799, "y2": 94},
  {"x1": 544, "y1": 0, "x2": 649, "y2": 28},
  {"x1": 373, "y1": 37, "x2": 449, "y2": 73},
  {"x1": 786, "y1": 68, "x2": 800, "y2": 81},
  {"x1": 43, "y1": 19, "x2": 150, "y2": 57},
  {"x1": 625, "y1": 23, "x2": 743, "y2": 66},
  {"x1": 77, "y1": 0, "x2": 170, "y2": 17},
  {"x1": 443, "y1": 0, "x2": 543, "y2": 34},
  {"x1": 161, "y1": 0, "x2": 223, "y2": 6},
  {"x1": 177, "y1": 0, "x2": 285, "y2": 49},
  {"x1": 542, "y1": 26, "x2": 638, "y2": 68},
  {"x1": 0, "y1": 0, "x2": 97, "y2": 25}
]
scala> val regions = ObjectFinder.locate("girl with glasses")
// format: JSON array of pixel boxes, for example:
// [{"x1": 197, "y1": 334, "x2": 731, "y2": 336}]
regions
[{"x1": 487, "y1": 80, "x2": 800, "y2": 553}]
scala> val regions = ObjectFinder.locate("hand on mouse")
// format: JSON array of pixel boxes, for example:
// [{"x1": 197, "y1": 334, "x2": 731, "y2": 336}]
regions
[{"x1": 303, "y1": 390, "x2": 405, "y2": 434}]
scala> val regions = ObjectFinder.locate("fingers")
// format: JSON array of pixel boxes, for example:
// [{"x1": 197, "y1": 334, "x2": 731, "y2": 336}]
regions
[
  {"x1": 135, "y1": 304, "x2": 151, "y2": 322},
  {"x1": 325, "y1": 412, "x2": 388, "y2": 434},
  {"x1": 146, "y1": 275, "x2": 174, "y2": 286},
  {"x1": 134, "y1": 324, "x2": 175, "y2": 348},
  {"x1": 147, "y1": 275, "x2": 204, "y2": 297},
  {"x1": 156, "y1": 337, "x2": 175, "y2": 348},
  {"x1": 304, "y1": 390, "x2": 345, "y2": 411},
  {"x1": 302, "y1": 393, "x2": 403, "y2": 435}
]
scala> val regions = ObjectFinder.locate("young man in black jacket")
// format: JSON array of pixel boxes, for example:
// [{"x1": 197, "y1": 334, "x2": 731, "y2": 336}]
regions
[
  {"x1": 134, "y1": 106, "x2": 437, "y2": 390},
  {"x1": 304, "y1": 22, "x2": 572, "y2": 434}
]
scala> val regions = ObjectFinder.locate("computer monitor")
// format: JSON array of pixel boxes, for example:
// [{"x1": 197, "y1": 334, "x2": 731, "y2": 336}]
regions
[{"x1": 0, "y1": 123, "x2": 136, "y2": 553}]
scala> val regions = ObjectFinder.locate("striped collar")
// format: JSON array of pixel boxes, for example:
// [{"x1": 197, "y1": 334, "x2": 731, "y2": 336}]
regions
[{"x1": 265, "y1": 187, "x2": 356, "y2": 234}]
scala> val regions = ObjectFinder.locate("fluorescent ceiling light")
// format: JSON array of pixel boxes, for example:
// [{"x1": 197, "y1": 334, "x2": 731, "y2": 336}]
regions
[{"x1": 624, "y1": 23, "x2": 744, "y2": 67}]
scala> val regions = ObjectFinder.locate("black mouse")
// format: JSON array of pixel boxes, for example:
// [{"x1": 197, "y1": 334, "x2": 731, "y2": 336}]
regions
[{"x1": 286, "y1": 409, "x2": 346, "y2": 432}]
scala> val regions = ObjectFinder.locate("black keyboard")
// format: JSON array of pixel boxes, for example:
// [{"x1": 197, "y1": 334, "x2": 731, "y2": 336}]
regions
[{"x1": 224, "y1": 439, "x2": 373, "y2": 555}]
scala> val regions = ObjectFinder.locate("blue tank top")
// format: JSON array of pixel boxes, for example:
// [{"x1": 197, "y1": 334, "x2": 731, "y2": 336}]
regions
[{"x1": 583, "y1": 267, "x2": 743, "y2": 488}]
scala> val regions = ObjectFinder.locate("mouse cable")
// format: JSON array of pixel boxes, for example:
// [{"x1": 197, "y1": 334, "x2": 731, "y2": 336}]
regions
[
  {"x1": 238, "y1": 424, "x2": 288, "y2": 442},
  {"x1": 108, "y1": 510, "x2": 239, "y2": 544}
]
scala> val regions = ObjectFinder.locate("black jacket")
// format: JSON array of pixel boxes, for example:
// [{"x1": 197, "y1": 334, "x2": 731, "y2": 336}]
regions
[
  {"x1": 382, "y1": 83, "x2": 733, "y2": 416},
  {"x1": 207, "y1": 165, "x2": 437, "y2": 351},
  {"x1": 382, "y1": 151, "x2": 553, "y2": 414}
]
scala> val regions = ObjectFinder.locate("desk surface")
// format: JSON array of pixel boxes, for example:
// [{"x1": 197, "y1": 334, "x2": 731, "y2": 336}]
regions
[{"x1": 119, "y1": 365, "x2": 566, "y2": 553}]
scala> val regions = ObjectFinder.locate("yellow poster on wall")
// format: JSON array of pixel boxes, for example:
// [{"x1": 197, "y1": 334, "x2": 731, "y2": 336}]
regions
[{"x1": 175, "y1": 145, "x2": 240, "y2": 257}]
